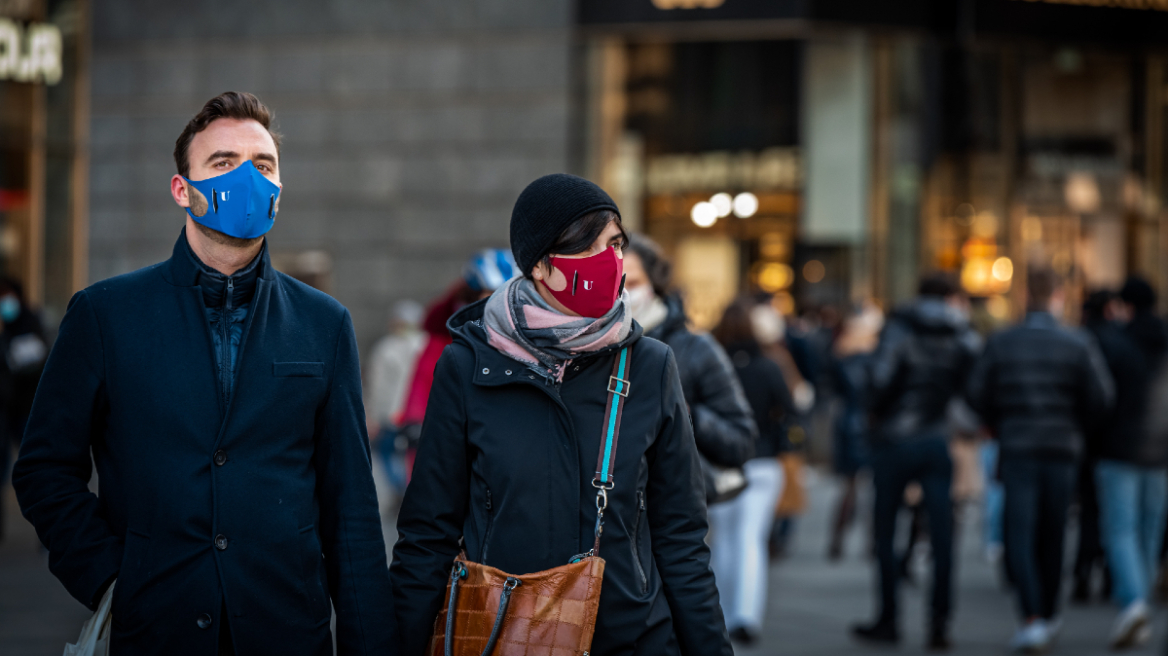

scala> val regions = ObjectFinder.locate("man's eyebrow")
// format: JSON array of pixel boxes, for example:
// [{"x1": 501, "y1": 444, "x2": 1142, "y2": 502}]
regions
[
  {"x1": 252, "y1": 152, "x2": 277, "y2": 165},
  {"x1": 204, "y1": 150, "x2": 239, "y2": 164}
]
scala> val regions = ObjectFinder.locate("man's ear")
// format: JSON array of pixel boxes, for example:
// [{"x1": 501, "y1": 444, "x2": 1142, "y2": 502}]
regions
[{"x1": 171, "y1": 175, "x2": 191, "y2": 208}]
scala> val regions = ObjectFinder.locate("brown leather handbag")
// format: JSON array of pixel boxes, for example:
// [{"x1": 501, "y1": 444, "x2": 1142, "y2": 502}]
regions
[{"x1": 428, "y1": 347, "x2": 632, "y2": 656}]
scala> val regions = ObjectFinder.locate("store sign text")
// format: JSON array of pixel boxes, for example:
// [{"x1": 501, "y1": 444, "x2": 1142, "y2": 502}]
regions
[
  {"x1": 0, "y1": 19, "x2": 62, "y2": 85},
  {"x1": 1017, "y1": 0, "x2": 1168, "y2": 10},
  {"x1": 646, "y1": 148, "x2": 801, "y2": 195},
  {"x1": 651, "y1": 0, "x2": 726, "y2": 8}
]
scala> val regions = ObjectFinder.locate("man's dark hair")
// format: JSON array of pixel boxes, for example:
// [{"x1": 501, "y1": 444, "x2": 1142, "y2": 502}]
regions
[
  {"x1": 1082, "y1": 289, "x2": 1114, "y2": 325},
  {"x1": 530, "y1": 209, "x2": 627, "y2": 277},
  {"x1": 627, "y1": 234, "x2": 673, "y2": 298},
  {"x1": 174, "y1": 91, "x2": 281, "y2": 178},
  {"x1": 1120, "y1": 276, "x2": 1157, "y2": 312},
  {"x1": 918, "y1": 272, "x2": 957, "y2": 298},
  {"x1": 1027, "y1": 268, "x2": 1058, "y2": 310}
]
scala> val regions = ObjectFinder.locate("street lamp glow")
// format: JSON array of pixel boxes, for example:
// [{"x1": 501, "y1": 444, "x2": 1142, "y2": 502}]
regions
[
  {"x1": 710, "y1": 192, "x2": 733, "y2": 218},
  {"x1": 992, "y1": 256, "x2": 1014, "y2": 282},
  {"x1": 732, "y1": 192, "x2": 759, "y2": 218},
  {"x1": 691, "y1": 201, "x2": 718, "y2": 228}
]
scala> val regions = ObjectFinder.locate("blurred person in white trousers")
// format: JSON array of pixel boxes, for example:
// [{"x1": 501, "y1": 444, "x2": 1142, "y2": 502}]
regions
[{"x1": 709, "y1": 297, "x2": 797, "y2": 646}]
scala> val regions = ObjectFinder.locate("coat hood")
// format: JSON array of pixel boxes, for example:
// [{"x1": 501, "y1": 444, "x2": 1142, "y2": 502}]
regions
[{"x1": 648, "y1": 293, "x2": 688, "y2": 342}]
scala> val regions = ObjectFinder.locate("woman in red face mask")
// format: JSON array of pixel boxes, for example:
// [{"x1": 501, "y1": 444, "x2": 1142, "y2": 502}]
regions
[{"x1": 391, "y1": 174, "x2": 732, "y2": 656}]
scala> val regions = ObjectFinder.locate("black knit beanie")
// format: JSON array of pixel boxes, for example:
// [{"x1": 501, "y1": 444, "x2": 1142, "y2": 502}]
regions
[{"x1": 510, "y1": 173, "x2": 620, "y2": 275}]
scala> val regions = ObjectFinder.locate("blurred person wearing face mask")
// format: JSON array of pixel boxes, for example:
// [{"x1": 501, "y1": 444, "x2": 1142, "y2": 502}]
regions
[
  {"x1": 749, "y1": 298, "x2": 812, "y2": 558},
  {"x1": 392, "y1": 174, "x2": 732, "y2": 656},
  {"x1": 625, "y1": 235, "x2": 757, "y2": 505},
  {"x1": 12, "y1": 92, "x2": 394, "y2": 655},
  {"x1": 0, "y1": 277, "x2": 46, "y2": 543}
]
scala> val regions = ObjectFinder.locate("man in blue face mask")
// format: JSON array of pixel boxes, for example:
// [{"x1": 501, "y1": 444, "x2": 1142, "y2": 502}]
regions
[{"x1": 12, "y1": 92, "x2": 395, "y2": 656}]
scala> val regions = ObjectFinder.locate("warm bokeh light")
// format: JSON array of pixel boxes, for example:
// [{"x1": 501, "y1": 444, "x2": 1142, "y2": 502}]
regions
[
  {"x1": 710, "y1": 192, "x2": 733, "y2": 218},
  {"x1": 732, "y1": 192, "x2": 759, "y2": 218},
  {"x1": 992, "y1": 257, "x2": 1013, "y2": 282},
  {"x1": 691, "y1": 201, "x2": 718, "y2": 227},
  {"x1": 803, "y1": 259, "x2": 826, "y2": 283},
  {"x1": 986, "y1": 294, "x2": 1010, "y2": 320},
  {"x1": 756, "y1": 262, "x2": 793, "y2": 292}
]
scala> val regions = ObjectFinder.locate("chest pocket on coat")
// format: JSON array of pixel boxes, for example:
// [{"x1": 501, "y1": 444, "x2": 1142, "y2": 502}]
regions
[{"x1": 273, "y1": 362, "x2": 325, "y2": 377}]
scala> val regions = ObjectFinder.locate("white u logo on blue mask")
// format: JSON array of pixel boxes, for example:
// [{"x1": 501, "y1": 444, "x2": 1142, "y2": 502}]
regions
[{"x1": 182, "y1": 160, "x2": 281, "y2": 239}]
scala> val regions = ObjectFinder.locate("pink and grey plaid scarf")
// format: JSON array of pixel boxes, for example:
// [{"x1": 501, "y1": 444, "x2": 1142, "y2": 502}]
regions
[{"x1": 482, "y1": 277, "x2": 631, "y2": 381}]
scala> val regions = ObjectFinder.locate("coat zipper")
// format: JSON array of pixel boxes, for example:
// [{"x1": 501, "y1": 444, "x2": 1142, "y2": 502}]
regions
[
  {"x1": 220, "y1": 277, "x2": 234, "y2": 406},
  {"x1": 481, "y1": 488, "x2": 494, "y2": 564},
  {"x1": 631, "y1": 490, "x2": 647, "y2": 593}
]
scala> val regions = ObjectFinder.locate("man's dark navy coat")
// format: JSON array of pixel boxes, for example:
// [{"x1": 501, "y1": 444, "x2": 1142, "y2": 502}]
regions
[{"x1": 13, "y1": 233, "x2": 395, "y2": 655}]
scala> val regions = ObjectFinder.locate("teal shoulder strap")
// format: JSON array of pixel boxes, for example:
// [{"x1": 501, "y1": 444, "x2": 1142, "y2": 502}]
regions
[{"x1": 590, "y1": 346, "x2": 631, "y2": 556}]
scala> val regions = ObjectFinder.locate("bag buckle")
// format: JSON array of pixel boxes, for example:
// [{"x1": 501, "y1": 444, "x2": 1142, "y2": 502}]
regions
[{"x1": 607, "y1": 376, "x2": 631, "y2": 397}]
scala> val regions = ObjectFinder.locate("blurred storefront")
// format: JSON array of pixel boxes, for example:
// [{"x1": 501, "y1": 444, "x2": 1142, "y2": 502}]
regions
[
  {"x1": 578, "y1": 0, "x2": 1168, "y2": 326},
  {"x1": 0, "y1": 0, "x2": 87, "y2": 330}
]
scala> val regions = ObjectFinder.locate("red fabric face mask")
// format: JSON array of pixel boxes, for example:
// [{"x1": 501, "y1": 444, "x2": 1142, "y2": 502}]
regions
[{"x1": 546, "y1": 246, "x2": 625, "y2": 318}]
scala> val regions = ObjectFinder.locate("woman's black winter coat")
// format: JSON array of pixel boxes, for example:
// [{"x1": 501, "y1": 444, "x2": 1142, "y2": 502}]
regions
[
  {"x1": 390, "y1": 301, "x2": 731, "y2": 656},
  {"x1": 646, "y1": 295, "x2": 756, "y2": 467}
]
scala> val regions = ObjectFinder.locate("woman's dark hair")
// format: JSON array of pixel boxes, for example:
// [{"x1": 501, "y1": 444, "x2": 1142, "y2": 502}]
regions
[
  {"x1": 627, "y1": 234, "x2": 673, "y2": 298},
  {"x1": 712, "y1": 297, "x2": 758, "y2": 348},
  {"x1": 529, "y1": 209, "x2": 627, "y2": 277}
]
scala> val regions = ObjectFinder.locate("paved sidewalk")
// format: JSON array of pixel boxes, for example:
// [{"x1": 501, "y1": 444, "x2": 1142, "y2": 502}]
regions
[
  {"x1": 2, "y1": 467, "x2": 1165, "y2": 655},
  {"x1": 736, "y1": 468, "x2": 1165, "y2": 655},
  {"x1": 0, "y1": 486, "x2": 91, "y2": 655}
]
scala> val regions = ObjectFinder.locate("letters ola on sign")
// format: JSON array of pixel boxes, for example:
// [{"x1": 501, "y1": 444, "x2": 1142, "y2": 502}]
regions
[{"x1": 0, "y1": 18, "x2": 62, "y2": 85}]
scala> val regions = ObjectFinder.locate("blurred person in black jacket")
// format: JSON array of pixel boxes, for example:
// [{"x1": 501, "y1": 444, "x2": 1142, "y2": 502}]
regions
[
  {"x1": 827, "y1": 303, "x2": 883, "y2": 561},
  {"x1": 1090, "y1": 277, "x2": 1168, "y2": 649},
  {"x1": 1073, "y1": 290, "x2": 1118, "y2": 604},
  {"x1": 968, "y1": 269, "x2": 1114, "y2": 653},
  {"x1": 0, "y1": 277, "x2": 47, "y2": 542},
  {"x1": 711, "y1": 297, "x2": 794, "y2": 646},
  {"x1": 852, "y1": 273, "x2": 980, "y2": 651},
  {"x1": 624, "y1": 235, "x2": 757, "y2": 500}
]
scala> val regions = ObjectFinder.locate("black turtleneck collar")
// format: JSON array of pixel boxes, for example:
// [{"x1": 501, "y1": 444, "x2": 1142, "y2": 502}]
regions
[{"x1": 181, "y1": 229, "x2": 264, "y2": 309}]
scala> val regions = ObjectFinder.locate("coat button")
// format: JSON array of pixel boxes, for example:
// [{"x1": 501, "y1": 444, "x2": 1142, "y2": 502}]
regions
[
  {"x1": 505, "y1": 370, "x2": 512, "y2": 375},
  {"x1": 213, "y1": 450, "x2": 227, "y2": 466},
  {"x1": 214, "y1": 534, "x2": 228, "y2": 550},
  {"x1": 197, "y1": 613, "x2": 212, "y2": 629},
  {"x1": 482, "y1": 368, "x2": 490, "y2": 375}
]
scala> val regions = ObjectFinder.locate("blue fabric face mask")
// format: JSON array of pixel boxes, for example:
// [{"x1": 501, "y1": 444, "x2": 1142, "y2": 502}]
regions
[
  {"x1": 0, "y1": 294, "x2": 18, "y2": 323},
  {"x1": 182, "y1": 160, "x2": 281, "y2": 239}
]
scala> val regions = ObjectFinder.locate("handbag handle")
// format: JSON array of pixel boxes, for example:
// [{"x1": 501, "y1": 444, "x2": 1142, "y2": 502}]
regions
[
  {"x1": 588, "y1": 346, "x2": 632, "y2": 557},
  {"x1": 444, "y1": 562, "x2": 522, "y2": 656}
]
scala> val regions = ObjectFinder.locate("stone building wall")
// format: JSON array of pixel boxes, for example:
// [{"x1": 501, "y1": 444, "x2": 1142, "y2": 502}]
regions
[{"x1": 87, "y1": 0, "x2": 575, "y2": 351}]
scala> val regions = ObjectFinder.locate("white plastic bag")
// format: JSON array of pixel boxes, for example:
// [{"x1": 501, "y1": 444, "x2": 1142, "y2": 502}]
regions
[{"x1": 64, "y1": 581, "x2": 114, "y2": 656}]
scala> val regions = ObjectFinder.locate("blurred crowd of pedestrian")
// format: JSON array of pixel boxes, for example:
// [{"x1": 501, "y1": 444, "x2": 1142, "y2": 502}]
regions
[{"x1": 367, "y1": 242, "x2": 1168, "y2": 654}]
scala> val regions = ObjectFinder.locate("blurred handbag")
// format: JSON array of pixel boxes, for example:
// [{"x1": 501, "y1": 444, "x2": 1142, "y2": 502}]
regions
[
  {"x1": 428, "y1": 347, "x2": 632, "y2": 656},
  {"x1": 64, "y1": 581, "x2": 114, "y2": 656},
  {"x1": 775, "y1": 453, "x2": 806, "y2": 517},
  {"x1": 701, "y1": 456, "x2": 748, "y2": 505}
]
